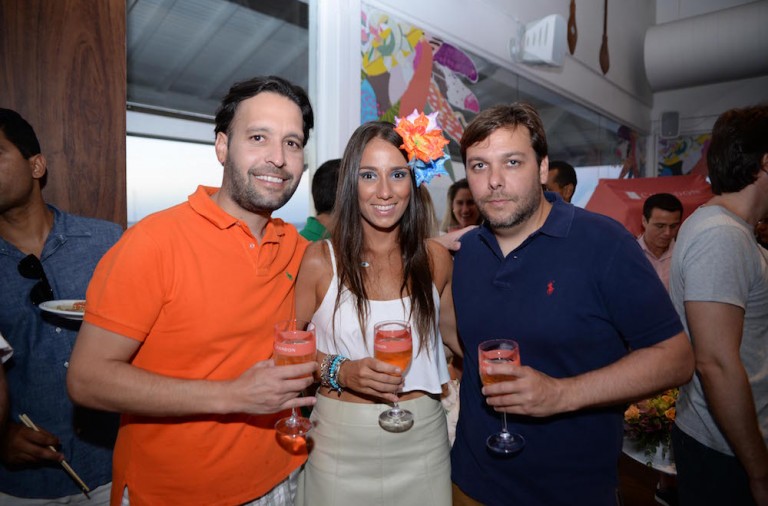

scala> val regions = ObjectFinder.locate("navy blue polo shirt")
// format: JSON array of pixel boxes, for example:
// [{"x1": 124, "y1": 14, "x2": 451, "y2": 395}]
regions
[{"x1": 451, "y1": 194, "x2": 683, "y2": 506}]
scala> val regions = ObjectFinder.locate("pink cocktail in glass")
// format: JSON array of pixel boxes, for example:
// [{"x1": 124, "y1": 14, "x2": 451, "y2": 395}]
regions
[
  {"x1": 274, "y1": 320, "x2": 316, "y2": 438},
  {"x1": 374, "y1": 320, "x2": 414, "y2": 432},
  {"x1": 478, "y1": 339, "x2": 525, "y2": 455}
]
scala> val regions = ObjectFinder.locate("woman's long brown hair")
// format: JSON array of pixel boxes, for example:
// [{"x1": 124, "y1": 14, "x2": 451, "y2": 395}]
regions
[{"x1": 330, "y1": 121, "x2": 436, "y2": 356}]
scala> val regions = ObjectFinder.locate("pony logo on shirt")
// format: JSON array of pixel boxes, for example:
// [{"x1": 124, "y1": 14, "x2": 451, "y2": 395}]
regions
[
  {"x1": 286, "y1": 272, "x2": 293, "y2": 281},
  {"x1": 546, "y1": 280, "x2": 555, "y2": 296}
]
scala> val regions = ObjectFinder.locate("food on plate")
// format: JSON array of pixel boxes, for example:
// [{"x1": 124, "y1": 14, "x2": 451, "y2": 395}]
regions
[{"x1": 57, "y1": 300, "x2": 86, "y2": 312}]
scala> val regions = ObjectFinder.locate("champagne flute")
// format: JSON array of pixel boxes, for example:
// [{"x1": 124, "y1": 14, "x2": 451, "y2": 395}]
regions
[
  {"x1": 274, "y1": 319, "x2": 316, "y2": 438},
  {"x1": 478, "y1": 339, "x2": 526, "y2": 454},
  {"x1": 374, "y1": 320, "x2": 414, "y2": 433}
]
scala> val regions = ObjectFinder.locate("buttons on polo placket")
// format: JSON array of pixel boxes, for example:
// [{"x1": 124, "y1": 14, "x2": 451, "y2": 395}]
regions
[
  {"x1": 51, "y1": 328, "x2": 69, "y2": 367},
  {"x1": 245, "y1": 236, "x2": 268, "y2": 275}
]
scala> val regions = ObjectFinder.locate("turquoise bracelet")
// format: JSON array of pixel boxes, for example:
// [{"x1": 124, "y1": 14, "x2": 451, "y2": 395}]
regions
[{"x1": 327, "y1": 355, "x2": 349, "y2": 393}]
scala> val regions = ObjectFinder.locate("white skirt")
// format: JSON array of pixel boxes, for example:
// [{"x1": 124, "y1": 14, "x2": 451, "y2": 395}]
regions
[{"x1": 296, "y1": 394, "x2": 451, "y2": 506}]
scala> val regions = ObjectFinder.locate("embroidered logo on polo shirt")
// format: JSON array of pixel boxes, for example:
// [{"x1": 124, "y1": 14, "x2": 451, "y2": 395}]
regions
[
  {"x1": 546, "y1": 280, "x2": 555, "y2": 296},
  {"x1": 286, "y1": 272, "x2": 293, "y2": 280}
]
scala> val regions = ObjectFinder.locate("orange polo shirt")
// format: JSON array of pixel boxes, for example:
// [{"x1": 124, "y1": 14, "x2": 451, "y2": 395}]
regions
[{"x1": 85, "y1": 186, "x2": 308, "y2": 506}]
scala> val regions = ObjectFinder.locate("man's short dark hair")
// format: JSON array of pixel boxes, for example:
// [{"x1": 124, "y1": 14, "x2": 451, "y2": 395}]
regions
[
  {"x1": 312, "y1": 158, "x2": 341, "y2": 214},
  {"x1": 0, "y1": 108, "x2": 42, "y2": 159},
  {"x1": 214, "y1": 76, "x2": 314, "y2": 145},
  {"x1": 0, "y1": 108, "x2": 47, "y2": 188},
  {"x1": 548, "y1": 160, "x2": 577, "y2": 189},
  {"x1": 707, "y1": 105, "x2": 768, "y2": 195},
  {"x1": 461, "y1": 103, "x2": 548, "y2": 166},
  {"x1": 643, "y1": 193, "x2": 683, "y2": 220}
]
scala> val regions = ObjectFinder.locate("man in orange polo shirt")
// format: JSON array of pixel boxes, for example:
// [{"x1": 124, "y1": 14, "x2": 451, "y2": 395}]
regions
[{"x1": 66, "y1": 76, "x2": 317, "y2": 506}]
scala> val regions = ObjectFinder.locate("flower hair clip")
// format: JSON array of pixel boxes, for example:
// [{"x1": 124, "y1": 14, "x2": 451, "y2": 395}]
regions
[{"x1": 394, "y1": 109, "x2": 450, "y2": 187}]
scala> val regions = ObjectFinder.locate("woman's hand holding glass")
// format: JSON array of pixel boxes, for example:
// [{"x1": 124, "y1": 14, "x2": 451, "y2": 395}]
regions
[
  {"x1": 374, "y1": 320, "x2": 414, "y2": 432},
  {"x1": 332, "y1": 357, "x2": 403, "y2": 403}
]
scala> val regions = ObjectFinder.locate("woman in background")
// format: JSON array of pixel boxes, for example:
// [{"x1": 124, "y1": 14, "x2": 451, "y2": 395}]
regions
[
  {"x1": 439, "y1": 178, "x2": 481, "y2": 233},
  {"x1": 295, "y1": 116, "x2": 459, "y2": 505}
]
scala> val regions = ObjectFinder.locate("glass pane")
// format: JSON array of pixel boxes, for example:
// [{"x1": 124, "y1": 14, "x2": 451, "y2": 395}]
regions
[
  {"x1": 126, "y1": 136, "x2": 222, "y2": 226},
  {"x1": 127, "y1": 136, "x2": 309, "y2": 229},
  {"x1": 360, "y1": 3, "x2": 646, "y2": 214},
  {"x1": 127, "y1": 0, "x2": 309, "y2": 116},
  {"x1": 126, "y1": 0, "x2": 311, "y2": 228}
]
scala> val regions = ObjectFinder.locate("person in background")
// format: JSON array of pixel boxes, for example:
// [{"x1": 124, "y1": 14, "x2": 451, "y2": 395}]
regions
[
  {"x1": 755, "y1": 219, "x2": 768, "y2": 250},
  {"x1": 450, "y1": 103, "x2": 694, "y2": 506},
  {"x1": 294, "y1": 118, "x2": 460, "y2": 505},
  {"x1": 635, "y1": 193, "x2": 684, "y2": 505},
  {"x1": 66, "y1": 76, "x2": 317, "y2": 506},
  {"x1": 670, "y1": 105, "x2": 768, "y2": 506},
  {"x1": 638, "y1": 193, "x2": 683, "y2": 291},
  {"x1": 440, "y1": 178, "x2": 481, "y2": 233},
  {"x1": 299, "y1": 158, "x2": 341, "y2": 241},
  {"x1": 0, "y1": 108, "x2": 122, "y2": 505},
  {"x1": 544, "y1": 160, "x2": 577, "y2": 203}
]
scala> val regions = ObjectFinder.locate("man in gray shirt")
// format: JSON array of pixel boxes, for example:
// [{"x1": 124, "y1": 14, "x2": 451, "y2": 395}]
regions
[{"x1": 670, "y1": 105, "x2": 768, "y2": 506}]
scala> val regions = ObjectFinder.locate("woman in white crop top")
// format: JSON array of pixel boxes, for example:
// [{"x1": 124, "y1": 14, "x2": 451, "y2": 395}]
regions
[{"x1": 294, "y1": 119, "x2": 461, "y2": 506}]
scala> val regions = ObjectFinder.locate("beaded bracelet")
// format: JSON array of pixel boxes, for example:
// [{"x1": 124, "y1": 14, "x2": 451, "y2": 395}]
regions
[
  {"x1": 327, "y1": 355, "x2": 349, "y2": 394},
  {"x1": 319, "y1": 354, "x2": 334, "y2": 388}
]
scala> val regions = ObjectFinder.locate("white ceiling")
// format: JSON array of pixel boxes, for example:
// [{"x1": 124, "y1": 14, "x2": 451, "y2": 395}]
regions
[{"x1": 127, "y1": 0, "x2": 309, "y2": 117}]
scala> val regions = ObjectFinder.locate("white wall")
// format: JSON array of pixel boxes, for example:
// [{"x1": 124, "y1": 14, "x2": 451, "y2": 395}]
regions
[
  {"x1": 652, "y1": 74, "x2": 768, "y2": 135},
  {"x1": 368, "y1": 0, "x2": 655, "y2": 129},
  {"x1": 311, "y1": 0, "x2": 660, "y2": 167},
  {"x1": 655, "y1": 0, "x2": 757, "y2": 24},
  {"x1": 310, "y1": 0, "x2": 767, "y2": 183},
  {"x1": 646, "y1": 0, "x2": 768, "y2": 174}
]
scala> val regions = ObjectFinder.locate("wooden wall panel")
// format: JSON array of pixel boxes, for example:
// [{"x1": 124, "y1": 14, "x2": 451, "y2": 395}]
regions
[{"x1": 0, "y1": 0, "x2": 127, "y2": 227}]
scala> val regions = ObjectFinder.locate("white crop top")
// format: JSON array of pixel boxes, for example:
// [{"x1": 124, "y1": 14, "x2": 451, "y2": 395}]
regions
[{"x1": 312, "y1": 241, "x2": 449, "y2": 394}]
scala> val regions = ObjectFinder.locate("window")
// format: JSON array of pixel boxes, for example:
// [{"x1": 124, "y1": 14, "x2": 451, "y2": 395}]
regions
[
  {"x1": 126, "y1": 0, "x2": 310, "y2": 227},
  {"x1": 361, "y1": 4, "x2": 640, "y2": 217}
]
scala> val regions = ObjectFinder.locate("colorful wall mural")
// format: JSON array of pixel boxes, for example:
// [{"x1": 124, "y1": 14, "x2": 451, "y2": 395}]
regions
[
  {"x1": 615, "y1": 125, "x2": 645, "y2": 179},
  {"x1": 361, "y1": 5, "x2": 481, "y2": 181},
  {"x1": 657, "y1": 133, "x2": 711, "y2": 177}
]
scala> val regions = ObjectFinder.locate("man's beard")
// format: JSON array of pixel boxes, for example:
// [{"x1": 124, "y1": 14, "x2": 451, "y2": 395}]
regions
[
  {"x1": 223, "y1": 157, "x2": 300, "y2": 214},
  {"x1": 478, "y1": 186, "x2": 541, "y2": 230}
]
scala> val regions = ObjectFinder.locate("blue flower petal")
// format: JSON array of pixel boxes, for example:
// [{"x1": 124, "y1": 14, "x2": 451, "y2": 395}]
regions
[{"x1": 413, "y1": 156, "x2": 450, "y2": 186}]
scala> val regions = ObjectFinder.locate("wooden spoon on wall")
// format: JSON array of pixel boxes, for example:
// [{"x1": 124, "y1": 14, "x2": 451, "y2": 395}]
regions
[
  {"x1": 599, "y1": 0, "x2": 610, "y2": 74},
  {"x1": 567, "y1": 0, "x2": 577, "y2": 54}
]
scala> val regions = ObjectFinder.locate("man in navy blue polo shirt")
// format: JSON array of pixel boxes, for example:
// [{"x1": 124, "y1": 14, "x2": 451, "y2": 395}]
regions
[{"x1": 450, "y1": 103, "x2": 694, "y2": 506}]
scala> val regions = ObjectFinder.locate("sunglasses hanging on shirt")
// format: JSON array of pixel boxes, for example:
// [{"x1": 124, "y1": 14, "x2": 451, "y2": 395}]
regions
[{"x1": 18, "y1": 254, "x2": 54, "y2": 305}]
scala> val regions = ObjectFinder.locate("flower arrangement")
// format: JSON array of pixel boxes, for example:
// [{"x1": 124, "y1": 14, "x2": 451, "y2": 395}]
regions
[
  {"x1": 394, "y1": 109, "x2": 450, "y2": 187},
  {"x1": 624, "y1": 388, "x2": 678, "y2": 463}
]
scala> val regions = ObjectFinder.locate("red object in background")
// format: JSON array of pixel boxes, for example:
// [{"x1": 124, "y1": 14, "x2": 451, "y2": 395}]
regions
[{"x1": 585, "y1": 174, "x2": 712, "y2": 237}]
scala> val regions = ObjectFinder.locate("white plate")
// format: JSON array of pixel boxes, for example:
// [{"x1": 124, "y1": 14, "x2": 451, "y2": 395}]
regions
[
  {"x1": 39, "y1": 299, "x2": 86, "y2": 320},
  {"x1": 622, "y1": 436, "x2": 676, "y2": 475}
]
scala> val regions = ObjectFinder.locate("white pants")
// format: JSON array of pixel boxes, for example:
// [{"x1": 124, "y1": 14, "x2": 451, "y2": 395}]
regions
[
  {"x1": 0, "y1": 482, "x2": 111, "y2": 506},
  {"x1": 121, "y1": 470, "x2": 299, "y2": 506}
]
